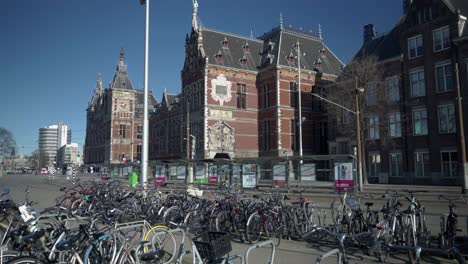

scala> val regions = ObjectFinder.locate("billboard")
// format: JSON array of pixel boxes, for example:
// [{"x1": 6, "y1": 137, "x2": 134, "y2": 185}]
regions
[{"x1": 334, "y1": 162, "x2": 354, "y2": 191}]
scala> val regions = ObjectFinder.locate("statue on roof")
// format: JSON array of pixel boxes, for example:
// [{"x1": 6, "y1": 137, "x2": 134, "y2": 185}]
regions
[{"x1": 192, "y1": 0, "x2": 199, "y2": 30}]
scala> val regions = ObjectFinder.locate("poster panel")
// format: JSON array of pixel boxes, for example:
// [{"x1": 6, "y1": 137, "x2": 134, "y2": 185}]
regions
[
  {"x1": 195, "y1": 165, "x2": 205, "y2": 183},
  {"x1": 242, "y1": 164, "x2": 257, "y2": 188},
  {"x1": 208, "y1": 165, "x2": 218, "y2": 184},
  {"x1": 301, "y1": 164, "x2": 316, "y2": 181},
  {"x1": 273, "y1": 164, "x2": 287, "y2": 186},
  {"x1": 154, "y1": 165, "x2": 166, "y2": 186},
  {"x1": 334, "y1": 162, "x2": 354, "y2": 191}
]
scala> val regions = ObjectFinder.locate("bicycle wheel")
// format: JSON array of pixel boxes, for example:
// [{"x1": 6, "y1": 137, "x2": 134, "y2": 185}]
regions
[
  {"x1": 0, "y1": 250, "x2": 21, "y2": 262},
  {"x1": 266, "y1": 222, "x2": 283, "y2": 247},
  {"x1": 331, "y1": 199, "x2": 344, "y2": 225},
  {"x1": 246, "y1": 213, "x2": 262, "y2": 244},
  {"x1": 143, "y1": 227, "x2": 177, "y2": 264},
  {"x1": 406, "y1": 225, "x2": 418, "y2": 264},
  {"x1": 83, "y1": 233, "x2": 117, "y2": 264}
]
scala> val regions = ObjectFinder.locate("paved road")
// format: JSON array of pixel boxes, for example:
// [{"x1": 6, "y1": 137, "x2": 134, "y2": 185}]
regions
[{"x1": 0, "y1": 174, "x2": 465, "y2": 263}]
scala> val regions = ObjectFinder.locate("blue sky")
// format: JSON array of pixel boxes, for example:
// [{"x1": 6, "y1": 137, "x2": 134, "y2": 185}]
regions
[{"x1": 1, "y1": 0, "x2": 401, "y2": 155}]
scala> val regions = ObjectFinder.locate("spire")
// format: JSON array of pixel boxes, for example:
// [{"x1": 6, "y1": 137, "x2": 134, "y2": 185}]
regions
[
  {"x1": 318, "y1": 24, "x2": 323, "y2": 40},
  {"x1": 192, "y1": 0, "x2": 199, "y2": 31},
  {"x1": 119, "y1": 48, "x2": 125, "y2": 63},
  {"x1": 280, "y1": 13, "x2": 283, "y2": 29},
  {"x1": 250, "y1": 29, "x2": 253, "y2": 38},
  {"x1": 96, "y1": 72, "x2": 102, "y2": 93}
]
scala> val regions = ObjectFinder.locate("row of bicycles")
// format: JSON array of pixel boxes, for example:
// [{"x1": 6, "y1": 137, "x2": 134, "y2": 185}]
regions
[{"x1": 0, "y1": 178, "x2": 467, "y2": 263}]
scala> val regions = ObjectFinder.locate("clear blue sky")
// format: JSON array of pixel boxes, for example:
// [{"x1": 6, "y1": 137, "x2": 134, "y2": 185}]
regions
[{"x1": 1, "y1": 0, "x2": 401, "y2": 155}]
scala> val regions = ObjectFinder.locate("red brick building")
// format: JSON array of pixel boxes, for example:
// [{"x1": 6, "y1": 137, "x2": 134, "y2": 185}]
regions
[
  {"x1": 84, "y1": 49, "x2": 158, "y2": 170},
  {"x1": 148, "y1": 2, "x2": 344, "y2": 162},
  {"x1": 330, "y1": 0, "x2": 468, "y2": 186}
]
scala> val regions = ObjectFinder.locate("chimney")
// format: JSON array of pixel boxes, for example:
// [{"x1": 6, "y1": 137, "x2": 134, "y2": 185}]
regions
[
  {"x1": 363, "y1": 24, "x2": 376, "y2": 44},
  {"x1": 403, "y1": 0, "x2": 413, "y2": 15}
]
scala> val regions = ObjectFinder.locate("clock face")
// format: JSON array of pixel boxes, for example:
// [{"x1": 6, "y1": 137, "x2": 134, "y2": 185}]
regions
[{"x1": 118, "y1": 100, "x2": 128, "y2": 111}]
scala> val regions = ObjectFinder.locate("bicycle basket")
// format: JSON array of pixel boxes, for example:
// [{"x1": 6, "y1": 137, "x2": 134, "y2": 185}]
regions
[{"x1": 193, "y1": 231, "x2": 232, "y2": 260}]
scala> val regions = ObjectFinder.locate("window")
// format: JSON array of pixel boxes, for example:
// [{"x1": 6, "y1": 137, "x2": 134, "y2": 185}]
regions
[
  {"x1": 136, "y1": 145, "x2": 142, "y2": 161},
  {"x1": 239, "y1": 56, "x2": 248, "y2": 65},
  {"x1": 214, "y1": 50, "x2": 223, "y2": 62},
  {"x1": 410, "y1": 69, "x2": 426, "y2": 97},
  {"x1": 119, "y1": 124, "x2": 126, "y2": 138},
  {"x1": 289, "y1": 82, "x2": 297, "y2": 107},
  {"x1": 262, "y1": 84, "x2": 270, "y2": 109},
  {"x1": 435, "y1": 63, "x2": 453, "y2": 92},
  {"x1": 438, "y1": 104, "x2": 456, "y2": 133},
  {"x1": 337, "y1": 141, "x2": 349, "y2": 155},
  {"x1": 369, "y1": 153, "x2": 381, "y2": 178},
  {"x1": 441, "y1": 150, "x2": 458, "y2": 177},
  {"x1": 290, "y1": 119, "x2": 296, "y2": 151},
  {"x1": 387, "y1": 77, "x2": 400, "y2": 101},
  {"x1": 236, "y1": 83, "x2": 247, "y2": 109},
  {"x1": 390, "y1": 153, "x2": 403, "y2": 177},
  {"x1": 242, "y1": 42, "x2": 249, "y2": 52},
  {"x1": 413, "y1": 109, "x2": 428, "y2": 135},
  {"x1": 221, "y1": 37, "x2": 229, "y2": 49},
  {"x1": 263, "y1": 120, "x2": 270, "y2": 151},
  {"x1": 433, "y1": 26, "x2": 450, "y2": 52},
  {"x1": 408, "y1": 35, "x2": 423, "y2": 59},
  {"x1": 368, "y1": 115, "x2": 380, "y2": 140},
  {"x1": 415, "y1": 152, "x2": 430, "y2": 177},
  {"x1": 137, "y1": 125, "x2": 142, "y2": 139},
  {"x1": 417, "y1": 7, "x2": 432, "y2": 24},
  {"x1": 389, "y1": 112, "x2": 402, "y2": 138},
  {"x1": 366, "y1": 83, "x2": 377, "y2": 105}
]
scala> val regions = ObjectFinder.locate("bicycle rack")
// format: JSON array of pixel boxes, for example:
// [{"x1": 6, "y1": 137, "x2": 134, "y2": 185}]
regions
[
  {"x1": 315, "y1": 248, "x2": 343, "y2": 264},
  {"x1": 245, "y1": 240, "x2": 275, "y2": 264}
]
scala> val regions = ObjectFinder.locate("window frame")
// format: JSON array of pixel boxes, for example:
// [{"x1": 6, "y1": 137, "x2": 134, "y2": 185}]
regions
[
  {"x1": 368, "y1": 115, "x2": 380, "y2": 140},
  {"x1": 289, "y1": 82, "x2": 297, "y2": 108},
  {"x1": 236, "y1": 83, "x2": 247, "y2": 109},
  {"x1": 441, "y1": 150, "x2": 458, "y2": 178},
  {"x1": 389, "y1": 152, "x2": 403, "y2": 177},
  {"x1": 389, "y1": 112, "x2": 402, "y2": 138},
  {"x1": 438, "y1": 104, "x2": 456, "y2": 134},
  {"x1": 433, "y1": 26, "x2": 450, "y2": 52},
  {"x1": 119, "y1": 124, "x2": 126, "y2": 138},
  {"x1": 414, "y1": 151, "x2": 430, "y2": 178},
  {"x1": 408, "y1": 35, "x2": 423, "y2": 59},
  {"x1": 435, "y1": 62, "x2": 453, "y2": 93},
  {"x1": 412, "y1": 108, "x2": 428, "y2": 136},
  {"x1": 386, "y1": 76, "x2": 400, "y2": 102},
  {"x1": 410, "y1": 68, "x2": 426, "y2": 97},
  {"x1": 368, "y1": 153, "x2": 381, "y2": 178}
]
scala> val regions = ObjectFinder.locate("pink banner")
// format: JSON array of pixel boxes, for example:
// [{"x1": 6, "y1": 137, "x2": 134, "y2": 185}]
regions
[
  {"x1": 334, "y1": 180, "x2": 354, "y2": 191},
  {"x1": 208, "y1": 176, "x2": 218, "y2": 184},
  {"x1": 155, "y1": 177, "x2": 166, "y2": 186}
]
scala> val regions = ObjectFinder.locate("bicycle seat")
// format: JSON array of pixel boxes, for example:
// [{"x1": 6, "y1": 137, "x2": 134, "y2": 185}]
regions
[
  {"x1": 21, "y1": 229, "x2": 46, "y2": 244},
  {"x1": 365, "y1": 202, "x2": 374, "y2": 207},
  {"x1": 140, "y1": 249, "x2": 165, "y2": 261},
  {"x1": 8, "y1": 225, "x2": 28, "y2": 238},
  {"x1": 56, "y1": 236, "x2": 79, "y2": 251}
]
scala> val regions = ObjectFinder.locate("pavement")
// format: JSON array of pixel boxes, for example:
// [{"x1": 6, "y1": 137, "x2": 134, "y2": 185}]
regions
[{"x1": 0, "y1": 174, "x2": 466, "y2": 263}]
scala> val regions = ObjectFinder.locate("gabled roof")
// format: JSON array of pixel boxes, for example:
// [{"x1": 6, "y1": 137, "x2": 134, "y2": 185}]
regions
[
  {"x1": 200, "y1": 25, "x2": 344, "y2": 75},
  {"x1": 354, "y1": 22, "x2": 403, "y2": 62},
  {"x1": 202, "y1": 28, "x2": 263, "y2": 72}
]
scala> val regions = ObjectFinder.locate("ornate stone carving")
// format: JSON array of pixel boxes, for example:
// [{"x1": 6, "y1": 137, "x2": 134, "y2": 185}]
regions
[
  {"x1": 210, "y1": 74, "x2": 232, "y2": 106},
  {"x1": 207, "y1": 121, "x2": 235, "y2": 152}
]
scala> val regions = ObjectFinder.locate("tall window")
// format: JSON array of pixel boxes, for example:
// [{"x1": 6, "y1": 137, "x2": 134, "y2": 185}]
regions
[
  {"x1": 262, "y1": 84, "x2": 270, "y2": 109},
  {"x1": 236, "y1": 83, "x2": 247, "y2": 109},
  {"x1": 119, "y1": 124, "x2": 126, "y2": 138},
  {"x1": 441, "y1": 150, "x2": 458, "y2": 177},
  {"x1": 136, "y1": 145, "x2": 142, "y2": 161},
  {"x1": 408, "y1": 35, "x2": 423, "y2": 59},
  {"x1": 366, "y1": 83, "x2": 377, "y2": 105},
  {"x1": 387, "y1": 77, "x2": 400, "y2": 101},
  {"x1": 290, "y1": 119, "x2": 296, "y2": 150},
  {"x1": 137, "y1": 125, "x2": 142, "y2": 139},
  {"x1": 410, "y1": 69, "x2": 425, "y2": 97},
  {"x1": 263, "y1": 120, "x2": 270, "y2": 151},
  {"x1": 415, "y1": 152, "x2": 430, "y2": 177},
  {"x1": 289, "y1": 82, "x2": 297, "y2": 107},
  {"x1": 433, "y1": 26, "x2": 450, "y2": 52},
  {"x1": 438, "y1": 104, "x2": 456, "y2": 134},
  {"x1": 369, "y1": 153, "x2": 381, "y2": 178},
  {"x1": 389, "y1": 153, "x2": 402, "y2": 177},
  {"x1": 368, "y1": 115, "x2": 380, "y2": 140},
  {"x1": 389, "y1": 112, "x2": 402, "y2": 138},
  {"x1": 435, "y1": 63, "x2": 453, "y2": 92},
  {"x1": 413, "y1": 109, "x2": 428, "y2": 135}
]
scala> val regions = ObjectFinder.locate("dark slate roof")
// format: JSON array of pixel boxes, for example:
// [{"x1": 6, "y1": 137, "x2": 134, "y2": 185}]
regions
[
  {"x1": 201, "y1": 26, "x2": 344, "y2": 75},
  {"x1": 354, "y1": 23, "x2": 402, "y2": 62},
  {"x1": 110, "y1": 61, "x2": 135, "y2": 90},
  {"x1": 273, "y1": 28, "x2": 344, "y2": 75},
  {"x1": 202, "y1": 28, "x2": 263, "y2": 71},
  {"x1": 135, "y1": 90, "x2": 158, "y2": 116}
]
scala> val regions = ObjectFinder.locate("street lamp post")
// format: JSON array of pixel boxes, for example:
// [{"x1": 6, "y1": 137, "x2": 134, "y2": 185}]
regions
[
  {"x1": 355, "y1": 78, "x2": 364, "y2": 192},
  {"x1": 294, "y1": 41, "x2": 304, "y2": 165},
  {"x1": 140, "y1": 0, "x2": 150, "y2": 188}
]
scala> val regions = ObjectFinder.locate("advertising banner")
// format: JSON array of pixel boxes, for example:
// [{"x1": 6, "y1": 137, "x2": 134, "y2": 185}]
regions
[
  {"x1": 273, "y1": 164, "x2": 287, "y2": 186},
  {"x1": 208, "y1": 165, "x2": 218, "y2": 184},
  {"x1": 242, "y1": 164, "x2": 257, "y2": 188},
  {"x1": 154, "y1": 165, "x2": 166, "y2": 186},
  {"x1": 301, "y1": 164, "x2": 316, "y2": 181},
  {"x1": 177, "y1": 166, "x2": 186, "y2": 180},
  {"x1": 334, "y1": 162, "x2": 354, "y2": 191}
]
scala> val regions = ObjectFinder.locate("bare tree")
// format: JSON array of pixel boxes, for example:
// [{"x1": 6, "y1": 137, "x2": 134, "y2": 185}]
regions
[
  {"x1": 0, "y1": 128, "x2": 17, "y2": 176},
  {"x1": 325, "y1": 55, "x2": 402, "y2": 184}
]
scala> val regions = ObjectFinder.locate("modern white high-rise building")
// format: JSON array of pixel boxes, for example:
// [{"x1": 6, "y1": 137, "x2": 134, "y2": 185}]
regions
[{"x1": 38, "y1": 123, "x2": 72, "y2": 168}]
